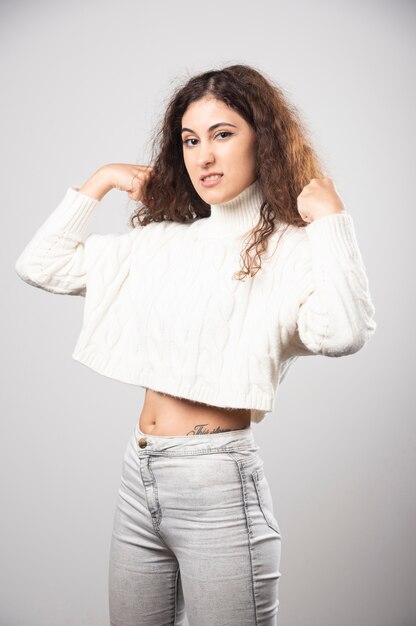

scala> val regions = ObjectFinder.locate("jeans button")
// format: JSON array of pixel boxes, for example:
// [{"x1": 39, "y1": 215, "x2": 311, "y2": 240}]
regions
[{"x1": 138, "y1": 437, "x2": 147, "y2": 449}]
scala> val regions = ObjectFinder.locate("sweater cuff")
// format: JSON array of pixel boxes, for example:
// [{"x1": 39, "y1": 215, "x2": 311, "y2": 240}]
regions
[
  {"x1": 41, "y1": 187, "x2": 101, "y2": 239},
  {"x1": 304, "y1": 212, "x2": 361, "y2": 263}
]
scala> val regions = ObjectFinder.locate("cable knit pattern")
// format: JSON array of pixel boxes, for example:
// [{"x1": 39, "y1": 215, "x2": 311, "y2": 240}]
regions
[{"x1": 15, "y1": 179, "x2": 377, "y2": 423}]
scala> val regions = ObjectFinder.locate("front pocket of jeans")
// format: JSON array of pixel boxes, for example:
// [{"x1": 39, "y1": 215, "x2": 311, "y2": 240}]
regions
[{"x1": 252, "y1": 467, "x2": 281, "y2": 536}]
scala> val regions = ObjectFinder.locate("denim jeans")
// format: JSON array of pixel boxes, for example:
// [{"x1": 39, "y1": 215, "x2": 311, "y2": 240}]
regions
[{"x1": 108, "y1": 423, "x2": 282, "y2": 625}]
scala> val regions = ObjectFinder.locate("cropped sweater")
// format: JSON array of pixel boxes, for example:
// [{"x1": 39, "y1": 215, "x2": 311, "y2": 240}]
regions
[{"x1": 15, "y1": 179, "x2": 377, "y2": 423}]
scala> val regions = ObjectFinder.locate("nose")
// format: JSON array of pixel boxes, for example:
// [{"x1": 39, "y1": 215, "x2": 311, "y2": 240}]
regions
[{"x1": 197, "y1": 141, "x2": 214, "y2": 167}]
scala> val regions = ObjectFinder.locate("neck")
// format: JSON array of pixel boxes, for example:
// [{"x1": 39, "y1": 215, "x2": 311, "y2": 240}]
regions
[{"x1": 204, "y1": 179, "x2": 265, "y2": 236}]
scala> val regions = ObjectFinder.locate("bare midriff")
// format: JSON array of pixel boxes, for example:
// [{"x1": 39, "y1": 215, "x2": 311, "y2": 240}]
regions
[{"x1": 138, "y1": 388, "x2": 251, "y2": 436}]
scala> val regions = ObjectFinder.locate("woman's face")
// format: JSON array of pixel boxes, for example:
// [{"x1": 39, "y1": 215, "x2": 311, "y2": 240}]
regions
[{"x1": 181, "y1": 96, "x2": 257, "y2": 205}]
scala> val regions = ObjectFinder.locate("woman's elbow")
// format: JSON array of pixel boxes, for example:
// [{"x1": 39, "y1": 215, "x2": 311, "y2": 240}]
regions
[{"x1": 323, "y1": 319, "x2": 377, "y2": 357}]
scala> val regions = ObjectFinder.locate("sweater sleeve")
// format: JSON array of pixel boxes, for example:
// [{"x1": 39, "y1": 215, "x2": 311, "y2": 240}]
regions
[
  {"x1": 290, "y1": 212, "x2": 377, "y2": 357},
  {"x1": 15, "y1": 187, "x2": 101, "y2": 297}
]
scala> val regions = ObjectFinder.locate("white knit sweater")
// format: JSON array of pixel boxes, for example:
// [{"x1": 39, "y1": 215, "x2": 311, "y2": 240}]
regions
[{"x1": 15, "y1": 179, "x2": 377, "y2": 423}]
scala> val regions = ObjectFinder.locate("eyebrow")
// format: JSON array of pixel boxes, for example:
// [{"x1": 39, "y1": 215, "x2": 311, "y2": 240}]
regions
[{"x1": 181, "y1": 122, "x2": 238, "y2": 134}]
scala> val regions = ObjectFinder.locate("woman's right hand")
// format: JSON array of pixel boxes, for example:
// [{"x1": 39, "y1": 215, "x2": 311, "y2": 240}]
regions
[{"x1": 107, "y1": 163, "x2": 154, "y2": 202}]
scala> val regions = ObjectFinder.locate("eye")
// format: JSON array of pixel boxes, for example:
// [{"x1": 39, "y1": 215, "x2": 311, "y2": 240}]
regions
[
  {"x1": 182, "y1": 131, "x2": 233, "y2": 148},
  {"x1": 216, "y1": 131, "x2": 232, "y2": 139},
  {"x1": 216, "y1": 131, "x2": 233, "y2": 140},
  {"x1": 182, "y1": 137, "x2": 198, "y2": 147}
]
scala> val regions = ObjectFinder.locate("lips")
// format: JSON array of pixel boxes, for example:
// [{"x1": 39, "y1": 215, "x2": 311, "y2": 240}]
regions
[{"x1": 200, "y1": 173, "x2": 223, "y2": 181}]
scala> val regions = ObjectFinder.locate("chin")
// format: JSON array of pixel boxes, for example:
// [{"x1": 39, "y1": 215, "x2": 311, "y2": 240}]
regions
[
  {"x1": 203, "y1": 190, "x2": 229, "y2": 204},
  {"x1": 197, "y1": 185, "x2": 225, "y2": 200}
]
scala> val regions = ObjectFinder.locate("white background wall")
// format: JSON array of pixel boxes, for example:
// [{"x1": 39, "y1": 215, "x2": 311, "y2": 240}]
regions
[{"x1": 2, "y1": 0, "x2": 414, "y2": 624}]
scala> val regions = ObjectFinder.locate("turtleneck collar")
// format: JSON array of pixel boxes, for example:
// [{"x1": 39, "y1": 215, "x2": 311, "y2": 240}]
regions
[{"x1": 203, "y1": 178, "x2": 265, "y2": 237}]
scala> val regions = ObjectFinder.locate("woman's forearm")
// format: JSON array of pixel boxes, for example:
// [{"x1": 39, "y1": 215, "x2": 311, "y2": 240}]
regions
[{"x1": 77, "y1": 165, "x2": 114, "y2": 201}]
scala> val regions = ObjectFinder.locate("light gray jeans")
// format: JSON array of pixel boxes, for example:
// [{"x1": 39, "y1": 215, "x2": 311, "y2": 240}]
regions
[{"x1": 108, "y1": 423, "x2": 282, "y2": 625}]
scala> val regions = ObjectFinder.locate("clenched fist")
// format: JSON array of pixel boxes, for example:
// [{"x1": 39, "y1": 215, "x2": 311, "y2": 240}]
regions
[
  {"x1": 108, "y1": 163, "x2": 154, "y2": 202},
  {"x1": 297, "y1": 178, "x2": 346, "y2": 223}
]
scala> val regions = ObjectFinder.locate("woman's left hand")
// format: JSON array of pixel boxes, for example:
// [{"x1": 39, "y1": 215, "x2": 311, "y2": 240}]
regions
[{"x1": 297, "y1": 177, "x2": 346, "y2": 223}]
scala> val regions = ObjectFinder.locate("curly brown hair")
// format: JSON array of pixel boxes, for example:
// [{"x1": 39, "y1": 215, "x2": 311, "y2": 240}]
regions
[{"x1": 130, "y1": 63, "x2": 329, "y2": 280}]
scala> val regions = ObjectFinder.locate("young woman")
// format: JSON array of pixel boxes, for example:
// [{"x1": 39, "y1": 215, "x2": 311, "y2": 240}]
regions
[{"x1": 15, "y1": 64, "x2": 377, "y2": 626}]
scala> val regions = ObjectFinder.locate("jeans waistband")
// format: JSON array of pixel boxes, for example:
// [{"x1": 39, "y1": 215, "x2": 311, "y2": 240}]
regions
[{"x1": 134, "y1": 423, "x2": 258, "y2": 453}]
